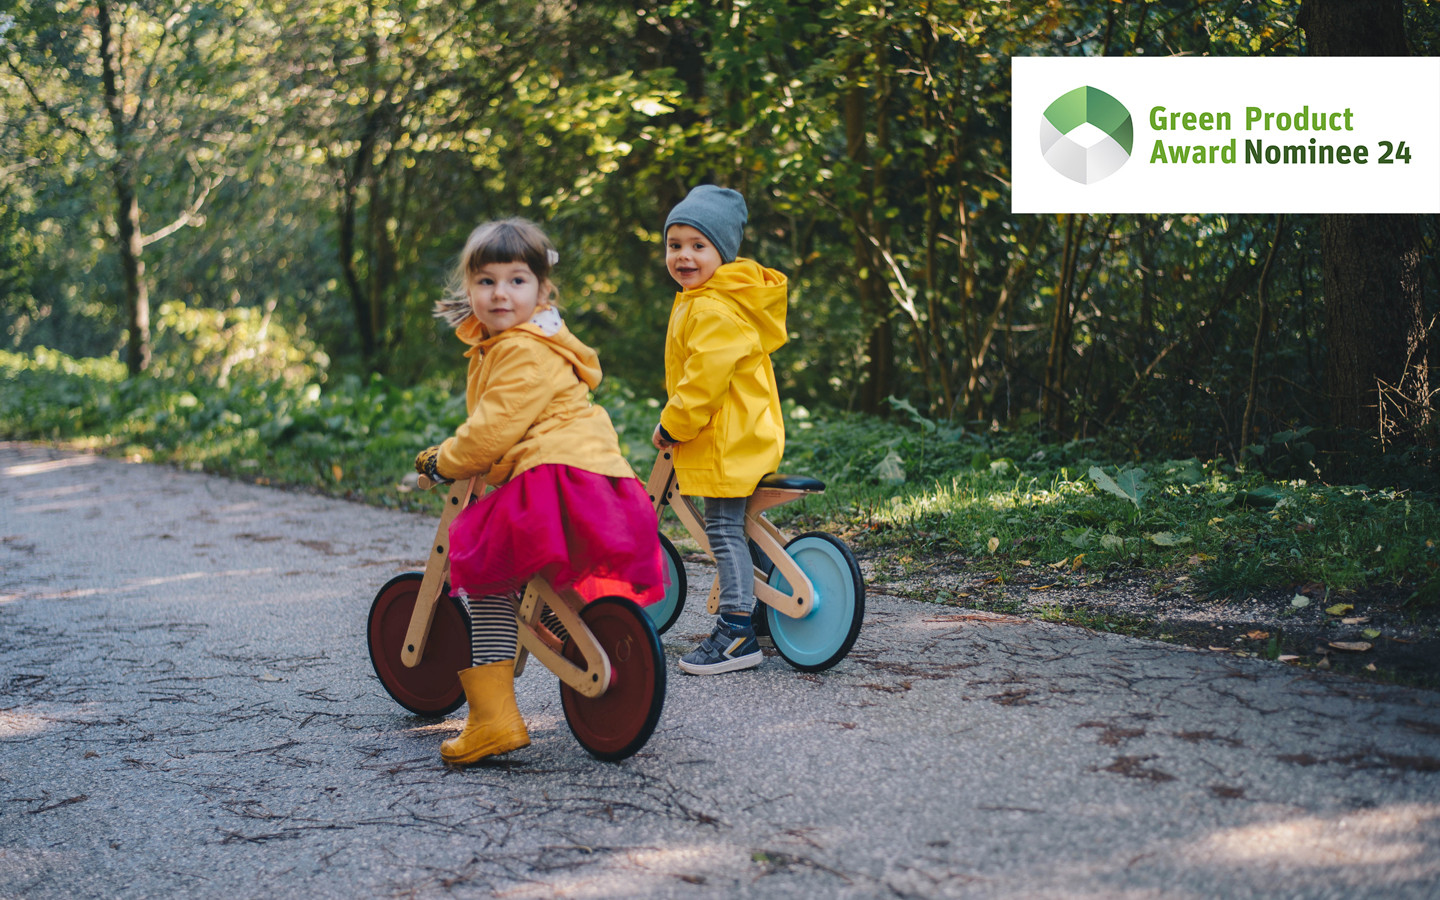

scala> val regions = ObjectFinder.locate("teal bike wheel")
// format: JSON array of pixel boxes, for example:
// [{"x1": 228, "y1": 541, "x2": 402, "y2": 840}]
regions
[
  {"x1": 762, "y1": 532, "x2": 865, "y2": 672},
  {"x1": 644, "y1": 532, "x2": 686, "y2": 635}
]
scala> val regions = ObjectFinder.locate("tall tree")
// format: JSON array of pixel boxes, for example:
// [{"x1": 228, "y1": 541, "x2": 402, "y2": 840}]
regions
[
  {"x1": 1, "y1": 1, "x2": 251, "y2": 374},
  {"x1": 1299, "y1": 0, "x2": 1430, "y2": 441}
]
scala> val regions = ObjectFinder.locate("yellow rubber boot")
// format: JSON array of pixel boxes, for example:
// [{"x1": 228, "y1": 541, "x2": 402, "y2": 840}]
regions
[{"x1": 440, "y1": 661, "x2": 530, "y2": 765}]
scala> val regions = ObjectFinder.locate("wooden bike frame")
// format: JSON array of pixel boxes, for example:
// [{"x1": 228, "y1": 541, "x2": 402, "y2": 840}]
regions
[
  {"x1": 645, "y1": 451, "x2": 816, "y2": 619},
  {"x1": 400, "y1": 475, "x2": 611, "y2": 699}
]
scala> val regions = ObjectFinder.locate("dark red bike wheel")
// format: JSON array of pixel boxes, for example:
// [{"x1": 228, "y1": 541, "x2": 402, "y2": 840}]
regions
[
  {"x1": 559, "y1": 596, "x2": 666, "y2": 761},
  {"x1": 368, "y1": 572, "x2": 469, "y2": 716}
]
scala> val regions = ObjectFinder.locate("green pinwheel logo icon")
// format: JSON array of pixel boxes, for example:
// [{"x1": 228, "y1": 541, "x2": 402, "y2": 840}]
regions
[{"x1": 1040, "y1": 86, "x2": 1134, "y2": 185}]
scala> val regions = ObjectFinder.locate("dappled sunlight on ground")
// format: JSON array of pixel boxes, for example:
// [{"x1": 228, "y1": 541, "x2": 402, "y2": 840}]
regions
[
  {"x1": 7, "y1": 483, "x2": 88, "y2": 502},
  {"x1": 1188, "y1": 803, "x2": 1440, "y2": 876},
  {"x1": 0, "y1": 708, "x2": 55, "y2": 739},
  {"x1": 11, "y1": 493, "x2": 153, "y2": 515},
  {"x1": 2, "y1": 455, "x2": 101, "y2": 478},
  {"x1": 6, "y1": 568, "x2": 279, "y2": 603},
  {"x1": 497, "y1": 841, "x2": 741, "y2": 899},
  {"x1": 0, "y1": 702, "x2": 113, "y2": 740},
  {"x1": 987, "y1": 804, "x2": 1440, "y2": 899}
]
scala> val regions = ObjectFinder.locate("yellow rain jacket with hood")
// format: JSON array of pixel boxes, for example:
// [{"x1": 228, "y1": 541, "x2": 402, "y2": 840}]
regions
[
  {"x1": 437, "y1": 316, "x2": 636, "y2": 487},
  {"x1": 660, "y1": 258, "x2": 788, "y2": 498}
]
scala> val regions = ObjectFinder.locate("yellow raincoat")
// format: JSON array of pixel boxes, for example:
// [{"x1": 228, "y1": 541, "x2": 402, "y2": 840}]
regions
[
  {"x1": 437, "y1": 316, "x2": 636, "y2": 487},
  {"x1": 659, "y1": 259, "x2": 788, "y2": 498}
]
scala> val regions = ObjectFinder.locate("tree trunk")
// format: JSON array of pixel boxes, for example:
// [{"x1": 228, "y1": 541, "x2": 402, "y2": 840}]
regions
[
  {"x1": 1299, "y1": 0, "x2": 1430, "y2": 439},
  {"x1": 1042, "y1": 214, "x2": 1082, "y2": 430},
  {"x1": 844, "y1": 56, "x2": 891, "y2": 413},
  {"x1": 338, "y1": 128, "x2": 378, "y2": 370},
  {"x1": 1241, "y1": 215, "x2": 1286, "y2": 460},
  {"x1": 1318, "y1": 215, "x2": 1429, "y2": 437},
  {"x1": 115, "y1": 180, "x2": 151, "y2": 376},
  {"x1": 97, "y1": 0, "x2": 150, "y2": 375}
]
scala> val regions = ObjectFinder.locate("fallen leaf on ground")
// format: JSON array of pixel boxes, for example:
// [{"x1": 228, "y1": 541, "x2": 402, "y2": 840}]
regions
[
  {"x1": 1362, "y1": 628, "x2": 1381, "y2": 639},
  {"x1": 1341, "y1": 616, "x2": 1371, "y2": 625},
  {"x1": 1291, "y1": 594, "x2": 1311, "y2": 608},
  {"x1": 1278, "y1": 655, "x2": 1300, "y2": 662},
  {"x1": 1208, "y1": 646, "x2": 1230, "y2": 652},
  {"x1": 1325, "y1": 603, "x2": 1354, "y2": 616},
  {"x1": 1328, "y1": 641, "x2": 1373, "y2": 652},
  {"x1": 1245, "y1": 630, "x2": 1270, "y2": 640},
  {"x1": 1365, "y1": 663, "x2": 1377, "y2": 671},
  {"x1": 1148, "y1": 531, "x2": 1191, "y2": 547}
]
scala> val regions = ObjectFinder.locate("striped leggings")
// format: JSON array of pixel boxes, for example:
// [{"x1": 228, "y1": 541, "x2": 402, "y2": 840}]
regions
[{"x1": 465, "y1": 593, "x2": 569, "y2": 666}]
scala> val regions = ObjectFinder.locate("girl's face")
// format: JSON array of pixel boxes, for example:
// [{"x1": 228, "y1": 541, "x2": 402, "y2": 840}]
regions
[
  {"x1": 467, "y1": 260, "x2": 549, "y2": 335},
  {"x1": 665, "y1": 225, "x2": 722, "y2": 290}
]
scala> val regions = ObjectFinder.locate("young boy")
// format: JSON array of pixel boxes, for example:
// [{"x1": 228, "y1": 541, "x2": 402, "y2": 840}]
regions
[{"x1": 650, "y1": 185, "x2": 789, "y2": 675}]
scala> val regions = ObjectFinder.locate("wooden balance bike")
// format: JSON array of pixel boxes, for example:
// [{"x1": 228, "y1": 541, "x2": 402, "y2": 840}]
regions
[
  {"x1": 366, "y1": 474, "x2": 666, "y2": 761},
  {"x1": 641, "y1": 450, "x2": 865, "y2": 672}
]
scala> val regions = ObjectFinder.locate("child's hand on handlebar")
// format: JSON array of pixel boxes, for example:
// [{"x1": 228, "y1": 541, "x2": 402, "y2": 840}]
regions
[
  {"x1": 413, "y1": 446, "x2": 453, "y2": 484},
  {"x1": 651, "y1": 424, "x2": 677, "y2": 451}
]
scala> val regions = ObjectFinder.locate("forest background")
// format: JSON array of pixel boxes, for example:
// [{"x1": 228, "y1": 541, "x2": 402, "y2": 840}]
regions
[{"x1": 2, "y1": 0, "x2": 1439, "y2": 680}]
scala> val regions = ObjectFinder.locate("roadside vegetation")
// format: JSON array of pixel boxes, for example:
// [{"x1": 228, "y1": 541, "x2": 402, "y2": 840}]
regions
[
  {"x1": 6, "y1": 342, "x2": 1436, "y2": 621},
  {"x1": 4, "y1": 4, "x2": 1437, "y2": 690}
]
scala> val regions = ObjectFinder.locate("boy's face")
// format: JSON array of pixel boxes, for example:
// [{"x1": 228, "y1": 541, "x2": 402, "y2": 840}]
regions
[
  {"x1": 665, "y1": 225, "x2": 722, "y2": 290},
  {"x1": 467, "y1": 260, "x2": 550, "y2": 335}
]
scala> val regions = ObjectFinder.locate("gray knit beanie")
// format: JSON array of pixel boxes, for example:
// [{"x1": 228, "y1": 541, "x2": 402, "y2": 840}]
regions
[{"x1": 664, "y1": 185, "x2": 748, "y2": 263}]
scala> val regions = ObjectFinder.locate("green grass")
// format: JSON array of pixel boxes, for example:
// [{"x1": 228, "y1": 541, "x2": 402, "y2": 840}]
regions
[{"x1": 4, "y1": 345, "x2": 1438, "y2": 608}]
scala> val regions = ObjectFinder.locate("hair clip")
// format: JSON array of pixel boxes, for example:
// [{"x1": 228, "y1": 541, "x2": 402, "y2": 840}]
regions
[{"x1": 547, "y1": 249, "x2": 560, "y2": 267}]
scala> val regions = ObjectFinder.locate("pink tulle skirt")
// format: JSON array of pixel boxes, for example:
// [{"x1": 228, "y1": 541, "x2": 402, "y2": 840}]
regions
[{"x1": 447, "y1": 464, "x2": 665, "y2": 605}]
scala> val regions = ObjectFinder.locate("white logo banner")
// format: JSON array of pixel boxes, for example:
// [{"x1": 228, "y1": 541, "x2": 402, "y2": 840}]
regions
[{"x1": 1011, "y1": 57, "x2": 1440, "y2": 213}]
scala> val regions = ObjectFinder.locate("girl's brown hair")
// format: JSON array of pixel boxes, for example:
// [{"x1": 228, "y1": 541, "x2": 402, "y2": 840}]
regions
[{"x1": 434, "y1": 218, "x2": 557, "y2": 327}]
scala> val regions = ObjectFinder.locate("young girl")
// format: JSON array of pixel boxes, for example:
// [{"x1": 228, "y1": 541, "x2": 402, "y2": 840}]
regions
[
  {"x1": 650, "y1": 185, "x2": 788, "y2": 675},
  {"x1": 415, "y1": 218, "x2": 664, "y2": 765}
]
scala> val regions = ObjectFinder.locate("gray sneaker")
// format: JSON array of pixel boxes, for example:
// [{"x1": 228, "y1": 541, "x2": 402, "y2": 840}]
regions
[{"x1": 679, "y1": 618, "x2": 763, "y2": 675}]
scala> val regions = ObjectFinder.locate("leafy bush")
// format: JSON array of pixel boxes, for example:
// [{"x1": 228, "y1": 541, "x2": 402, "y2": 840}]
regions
[
  {"x1": 3, "y1": 345, "x2": 1436, "y2": 604},
  {"x1": 148, "y1": 300, "x2": 328, "y2": 388}
]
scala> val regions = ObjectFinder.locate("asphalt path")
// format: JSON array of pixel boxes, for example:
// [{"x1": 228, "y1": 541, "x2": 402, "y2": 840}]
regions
[{"x1": 2, "y1": 441, "x2": 1438, "y2": 899}]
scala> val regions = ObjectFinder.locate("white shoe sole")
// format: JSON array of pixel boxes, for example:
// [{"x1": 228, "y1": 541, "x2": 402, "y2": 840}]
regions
[{"x1": 678, "y1": 650, "x2": 763, "y2": 675}]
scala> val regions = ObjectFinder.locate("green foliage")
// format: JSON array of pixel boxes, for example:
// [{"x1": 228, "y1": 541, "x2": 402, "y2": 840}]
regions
[
  {"x1": 3, "y1": 0, "x2": 1439, "y2": 472},
  {"x1": 764, "y1": 407, "x2": 1439, "y2": 604},
  {"x1": 148, "y1": 301, "x2": 328, "y2": 388},
  {"x1": 1089, "y1": 466, "x2": 1151, "y2": 511},
  {"x1": 3, "y1": 346, "x2": 1438, "y2": 604},
  {"x1": 0, "y1": 348, "x2": 128, "y2": 437}
]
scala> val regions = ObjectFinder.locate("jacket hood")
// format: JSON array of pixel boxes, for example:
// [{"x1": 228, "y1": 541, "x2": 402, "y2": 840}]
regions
[
  {"x1": 683, "y1": 258, "x2": 788, "y2": 353},
  {"x1": 456, "y1": 316, "x2": 603, "y2": 390}
]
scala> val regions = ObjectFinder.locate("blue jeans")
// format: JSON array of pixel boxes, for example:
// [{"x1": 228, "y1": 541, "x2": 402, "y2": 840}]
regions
[{"x1": 701, "y1": 496, "x2": 753, "y2": 617}]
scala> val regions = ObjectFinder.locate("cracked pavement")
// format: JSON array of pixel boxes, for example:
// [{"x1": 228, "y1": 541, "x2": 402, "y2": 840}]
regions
[{"x1": 2, "y1": 441, "x2": 1438, "y2": 899}]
